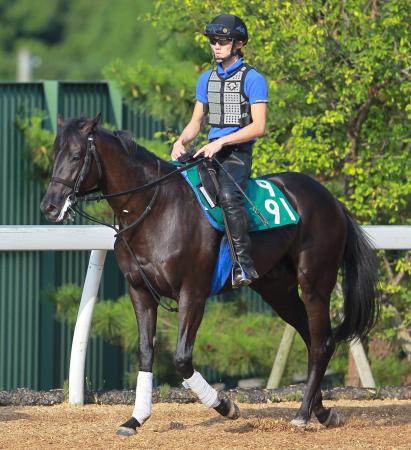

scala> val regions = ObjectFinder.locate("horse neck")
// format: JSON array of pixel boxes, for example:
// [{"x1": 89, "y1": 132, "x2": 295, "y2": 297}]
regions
[{"x1": 95, "y1": 131, "x2": 170, "y2": 216}]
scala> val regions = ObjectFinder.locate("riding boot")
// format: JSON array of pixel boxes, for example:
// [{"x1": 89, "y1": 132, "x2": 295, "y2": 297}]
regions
[
  {"x1": 215, "y1": 144, "x2": 257, "y2": 289},
  {"x1": 224, "y1": 205, "x2": 258, "y2": 289}
]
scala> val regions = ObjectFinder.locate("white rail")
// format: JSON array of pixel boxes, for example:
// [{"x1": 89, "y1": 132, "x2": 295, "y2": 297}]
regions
[{"x1": 0, "y1": 225, "x2": 410, "y2": 403}]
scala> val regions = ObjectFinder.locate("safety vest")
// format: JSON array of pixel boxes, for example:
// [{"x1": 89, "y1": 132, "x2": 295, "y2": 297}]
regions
[{"x1": 205, "y1": 63, "x2": 253, "y2": 128}]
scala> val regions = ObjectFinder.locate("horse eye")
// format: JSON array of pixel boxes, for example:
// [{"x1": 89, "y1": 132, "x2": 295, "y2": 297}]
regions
[{"x1": 72, "y1": 154, "x2": 82, "y2": 161}]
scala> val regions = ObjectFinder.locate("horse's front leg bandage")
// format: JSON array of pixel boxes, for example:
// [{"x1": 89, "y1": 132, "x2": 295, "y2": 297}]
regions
[
  {"x1": 132, "y1": 371, "x2": 153, "y2": 424},
  {"x1": 183, "y1": 370, "x2": 220, "y2": 408}
]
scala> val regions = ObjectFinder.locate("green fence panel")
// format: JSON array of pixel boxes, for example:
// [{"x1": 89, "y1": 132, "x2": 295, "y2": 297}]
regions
[
  {"x1": 0, "y1": 81, "x2": 266, "y2": 391},
  {"x1": 0, "y1": 83, "x2": 45, "y2": 390}
]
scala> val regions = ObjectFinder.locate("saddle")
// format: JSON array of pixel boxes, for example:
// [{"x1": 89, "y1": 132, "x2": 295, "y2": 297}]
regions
[
  {"x1": 179, "y1": 153, "x2": 219, "y2": 207},
  {"x1": 198, "y1": 160, "x2": 219, "y2": 207}
]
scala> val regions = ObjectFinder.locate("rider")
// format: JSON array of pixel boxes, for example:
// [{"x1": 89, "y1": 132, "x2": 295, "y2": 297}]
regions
[{"x1": 171, "y1": 14, "x2": 268, "y2": 288}]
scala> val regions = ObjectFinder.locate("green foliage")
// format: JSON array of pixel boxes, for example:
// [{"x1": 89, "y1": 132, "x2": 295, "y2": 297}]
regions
[
  {"x1": 370, "y1": 352, "x2": 411, "y2": 386},
  {"x1": 138, "y1": 136, "x2": 171, "y2": 161},
  {"x1": 126, "y1": 0, "x2": 411, "y2": 224},
  {"x1": 15, "y1": 110, "x2": 54, "y2": 187},
  {"x1": 158, "y1": 383, "x2": 171, "y2": 399},
  {"x1": 49, "y1": 284, "x2": 82, "y2": 324},
  {"x1": 105, "y1": 60, "x2": 199, "y2": 127},
  {"x1": 0, "y1": 0, "x2": 160, "y2": 80},
  {"x1": 107, "y1": 0, "x2": 411, "y2": 348}
]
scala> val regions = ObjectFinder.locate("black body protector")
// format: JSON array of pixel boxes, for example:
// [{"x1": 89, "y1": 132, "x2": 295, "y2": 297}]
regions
[{"x1": 205, "y1": 63, "x2": 253, "y2": 128}]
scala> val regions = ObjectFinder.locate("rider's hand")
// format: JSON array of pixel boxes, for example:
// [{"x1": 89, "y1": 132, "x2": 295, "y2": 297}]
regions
[
  {"x1": 194, "y1": 140, "x2": 223, "y2": 159},
  {"x1": 171, "y1": 140, "x2": 187, "y2": 160}
]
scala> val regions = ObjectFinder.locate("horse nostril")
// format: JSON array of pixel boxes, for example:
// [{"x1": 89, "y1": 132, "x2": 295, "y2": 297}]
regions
[{"x1": 40, "y1": 201, "x2": 58, "y2": 217}]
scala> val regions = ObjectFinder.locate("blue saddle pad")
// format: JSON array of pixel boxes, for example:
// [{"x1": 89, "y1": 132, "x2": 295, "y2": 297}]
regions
[{"x1": 210, "y1": 236, "x2": 232, "y2": 296}]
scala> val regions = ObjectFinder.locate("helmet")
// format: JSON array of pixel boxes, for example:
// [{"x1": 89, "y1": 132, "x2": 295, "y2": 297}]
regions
[{"x1": 204, "y1": 14, "x2": 248, "y2": 44}]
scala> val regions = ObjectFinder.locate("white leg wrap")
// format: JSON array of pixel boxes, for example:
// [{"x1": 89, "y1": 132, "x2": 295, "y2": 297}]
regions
[
  {"x1": 182, "y1": 370, "x2": 219, "y2": 408},
  {"x1": 132, "y1": 371, "x2": 153, "y2": 425}
]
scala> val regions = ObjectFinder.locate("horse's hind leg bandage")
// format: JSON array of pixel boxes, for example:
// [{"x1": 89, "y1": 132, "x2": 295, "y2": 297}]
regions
[
  {"x1": 132, "y1": 371, "x2": 153, "y2": 424},
  {"x1": 183, "y1": 370, "x2": 220, "y2": 408}
]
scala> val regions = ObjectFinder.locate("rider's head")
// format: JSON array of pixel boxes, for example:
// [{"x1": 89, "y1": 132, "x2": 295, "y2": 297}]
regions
[{"x1": 204, "y1": 14, "x2": 248, "y2": 64}]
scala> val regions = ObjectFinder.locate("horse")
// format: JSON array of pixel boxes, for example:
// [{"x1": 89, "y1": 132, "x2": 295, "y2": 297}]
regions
[{"x1": 40, "y1": 114, "x2": 378, "y2": 435}]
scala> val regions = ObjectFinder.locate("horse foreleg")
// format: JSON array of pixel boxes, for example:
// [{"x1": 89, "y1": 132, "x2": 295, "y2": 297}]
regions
[
  {"x1": 117, "y1": 285, "x2": 158, "y2": 436},
  {"x1": 174, "y1": 292, "x2": 240, "y2": 420}
]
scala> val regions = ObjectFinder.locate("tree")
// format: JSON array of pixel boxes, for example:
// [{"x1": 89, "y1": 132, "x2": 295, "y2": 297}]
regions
[
  {"x1": 0, "y1": 0, "x2": 159, "y2": 80},
  {"x1": 107, "y1": 0, "x2": 411, "y2": 351}
]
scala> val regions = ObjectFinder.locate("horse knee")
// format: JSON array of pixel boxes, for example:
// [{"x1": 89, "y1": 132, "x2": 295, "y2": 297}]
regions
[{"x1": 174, "y1": 354, "x2": 193, "y2": 378}]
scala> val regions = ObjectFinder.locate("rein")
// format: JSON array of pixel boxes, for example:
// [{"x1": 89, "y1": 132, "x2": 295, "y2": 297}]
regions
[
  {"x1": 52, "y1": 132, "x2": 204, "y2": 313},
  {"x1": 77, "y1": 155, "x2": 206, "y2": 203}
]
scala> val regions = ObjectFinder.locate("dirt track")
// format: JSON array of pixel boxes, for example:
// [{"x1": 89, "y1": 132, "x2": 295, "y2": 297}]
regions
[{"x1": 0, "y1": 400, "x2": 410, "y2": 449}]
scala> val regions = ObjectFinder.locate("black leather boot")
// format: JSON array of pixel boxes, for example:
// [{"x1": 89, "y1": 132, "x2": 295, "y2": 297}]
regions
[
  {"x1": 215, "y1": 146, "x2": 257, "y2": 289},
  {"x1": 225, "y1": 208, "x2": 258, "y2": 289}
]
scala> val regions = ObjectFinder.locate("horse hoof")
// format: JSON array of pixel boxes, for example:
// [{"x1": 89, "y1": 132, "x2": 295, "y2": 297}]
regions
[
  {"x1": 116, "y1": 426, "x2": 136, "y2": 436},
  {"x1": 227, "y1": 399, "x2": 241, "y2": 420},
  {"x1": 290, "y1": 417, "x2": 308, "y2": 428},
  {"x1": 323, "y1": 408, "x2": 343, "y2": 427},
  {"x1": 116, "y1": 417, "x2": 140, "y2": 436},
  {"x1": 214, "y1": 398, "x2": 241, "y2": 420}
]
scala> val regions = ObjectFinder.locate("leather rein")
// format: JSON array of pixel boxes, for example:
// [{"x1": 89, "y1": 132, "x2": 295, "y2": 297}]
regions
[{"x1": 51, "y1": 132, "x2": 205, "y2": 312}]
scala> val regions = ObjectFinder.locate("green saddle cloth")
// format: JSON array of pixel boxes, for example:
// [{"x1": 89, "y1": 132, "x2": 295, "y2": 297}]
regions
[{"x1": 176, "y1": 162, "x2": 300, "y2": 232}]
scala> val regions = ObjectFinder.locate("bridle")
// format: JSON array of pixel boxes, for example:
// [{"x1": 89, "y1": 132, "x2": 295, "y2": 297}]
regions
[
  {"x1": 51, "y1": 135, "x2": 103, "y2": 201},
  {"x1": 50, "y1": 131, "x2": 205, "y2": 312}
]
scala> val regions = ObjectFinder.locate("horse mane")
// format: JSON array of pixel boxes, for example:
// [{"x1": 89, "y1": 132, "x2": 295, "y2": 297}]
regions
[
  {"x1": 60, "y1": 118, "x2": 174, "y2": 174},
  {"x1": 111, "y1": 129, "x2": 173, "y2": 172}
]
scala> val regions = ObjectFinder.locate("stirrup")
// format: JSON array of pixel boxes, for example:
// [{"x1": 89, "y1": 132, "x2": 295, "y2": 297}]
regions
[{"x1": 232, "y1": 263, "x2": 258, "y2": 289}]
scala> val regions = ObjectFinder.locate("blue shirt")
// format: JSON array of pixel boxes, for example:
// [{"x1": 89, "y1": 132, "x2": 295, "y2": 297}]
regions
[{"x1": 196, "y1": 58, "x2": 268, "y2": 141}]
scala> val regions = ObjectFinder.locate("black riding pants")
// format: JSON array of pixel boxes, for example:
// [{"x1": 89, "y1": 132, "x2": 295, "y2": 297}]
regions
[{"x1": 213, "y1": 142, "x2": 254, "y2": 266}]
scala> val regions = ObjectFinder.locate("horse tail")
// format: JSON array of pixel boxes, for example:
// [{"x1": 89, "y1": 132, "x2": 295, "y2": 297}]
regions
[{"x1": 333, "y1": 207, "x2": 379, "y2": 343}]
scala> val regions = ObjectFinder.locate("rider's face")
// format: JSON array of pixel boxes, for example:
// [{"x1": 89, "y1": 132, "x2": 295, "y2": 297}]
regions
[{"x1": 209, "y1": 39, "x2": 243, "y2": 61}]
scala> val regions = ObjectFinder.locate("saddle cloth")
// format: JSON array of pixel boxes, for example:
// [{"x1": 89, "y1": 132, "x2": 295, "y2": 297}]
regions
[
  {"x1": 171, "y1": 161, "x2": 300, "y2": 296},
  {"x1": 173, "y1": 161, "x2": 300, "y2": 232}
]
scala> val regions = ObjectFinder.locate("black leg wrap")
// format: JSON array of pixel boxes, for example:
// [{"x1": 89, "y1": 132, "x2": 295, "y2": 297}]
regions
[
  {"x1": 121, "y1": 417, "x2": 141, "y2": 429},
  {"x1": 116, "y1": 417, "x2": 141, "y2": 436},
  {"x1": 214, "y1": 398, "x2": 231, "y2": 416},
  {"x1": 214, "y1": 398, "x2": 240, "y2": 420}
]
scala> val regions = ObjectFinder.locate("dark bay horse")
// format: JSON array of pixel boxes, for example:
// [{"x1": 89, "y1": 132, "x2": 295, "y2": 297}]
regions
[{"x1": 40, "y1": 115, "x2": 378, "y2": 435}]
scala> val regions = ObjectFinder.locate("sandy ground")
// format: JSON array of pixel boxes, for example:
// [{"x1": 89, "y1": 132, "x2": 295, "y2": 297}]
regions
[{"x1": 0, "y1": 400, "x2": 410, "y2": 450}]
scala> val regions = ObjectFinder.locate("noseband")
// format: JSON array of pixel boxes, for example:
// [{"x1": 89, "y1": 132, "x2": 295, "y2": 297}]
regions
[{"x1": 51, "y1": 134, "x2": 103, "y2": 200}]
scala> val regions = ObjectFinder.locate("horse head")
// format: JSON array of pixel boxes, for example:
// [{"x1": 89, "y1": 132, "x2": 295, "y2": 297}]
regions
[{"x1": 40, "y1": 113, "x2": 101, "y2": 222}]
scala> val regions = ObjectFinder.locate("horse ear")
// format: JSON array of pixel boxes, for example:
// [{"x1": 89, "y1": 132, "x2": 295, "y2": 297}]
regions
[
  {"x1": 80, "y1": 113, "x2": 101, "y2": 134},
  {"x1": 57, "y1": 114, "x2": 65, "y2": 129},
  {"x1": 94, "y1": 112, "x2": 101, "y2": 124}
]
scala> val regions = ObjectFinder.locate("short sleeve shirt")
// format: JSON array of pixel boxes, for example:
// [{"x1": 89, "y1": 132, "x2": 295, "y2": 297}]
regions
[{"x1": 196, "y1": 58, "x2": 268, "y2": 141}]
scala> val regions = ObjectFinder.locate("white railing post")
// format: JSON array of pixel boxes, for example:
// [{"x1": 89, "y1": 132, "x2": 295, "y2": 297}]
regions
[
  {"x1": 349, "y1": 339, "x2": 376, "y2": 388},
  {"x1": 68, "y1": 249, "x2": 108, "y2": 405}
]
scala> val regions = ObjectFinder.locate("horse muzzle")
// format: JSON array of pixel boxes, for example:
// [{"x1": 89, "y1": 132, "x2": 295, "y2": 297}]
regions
[{"x1": 40, "y1": 193, "x2": 74, "y2": 222}]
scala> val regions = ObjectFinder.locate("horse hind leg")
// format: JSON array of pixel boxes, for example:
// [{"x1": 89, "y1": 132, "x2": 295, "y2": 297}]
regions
[
  {"x1": 290, "y1": 259, "x2": 341, "y2": 428},
  {"x1": 253, "y1": 270, "x2": 339, "y2": 427}
]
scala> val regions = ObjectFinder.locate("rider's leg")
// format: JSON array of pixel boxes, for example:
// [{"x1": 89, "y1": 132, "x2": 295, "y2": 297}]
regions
[{"x1": 216, "y1": 145, "x2": 257, "y2": 288}]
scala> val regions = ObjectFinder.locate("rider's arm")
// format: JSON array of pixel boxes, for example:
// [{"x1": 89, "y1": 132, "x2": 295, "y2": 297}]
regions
[
  {"x1": 171, "y1": 101, "x2": 205, "y2": 160},
  {"x1": 219, "y1": 102, "x2": 267, "y2": 146}
]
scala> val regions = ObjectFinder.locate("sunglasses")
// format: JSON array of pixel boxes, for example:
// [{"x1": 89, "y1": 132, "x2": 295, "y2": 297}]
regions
[{"x1": 209, "y1": 37, "x2": 233, "y2": 46}]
